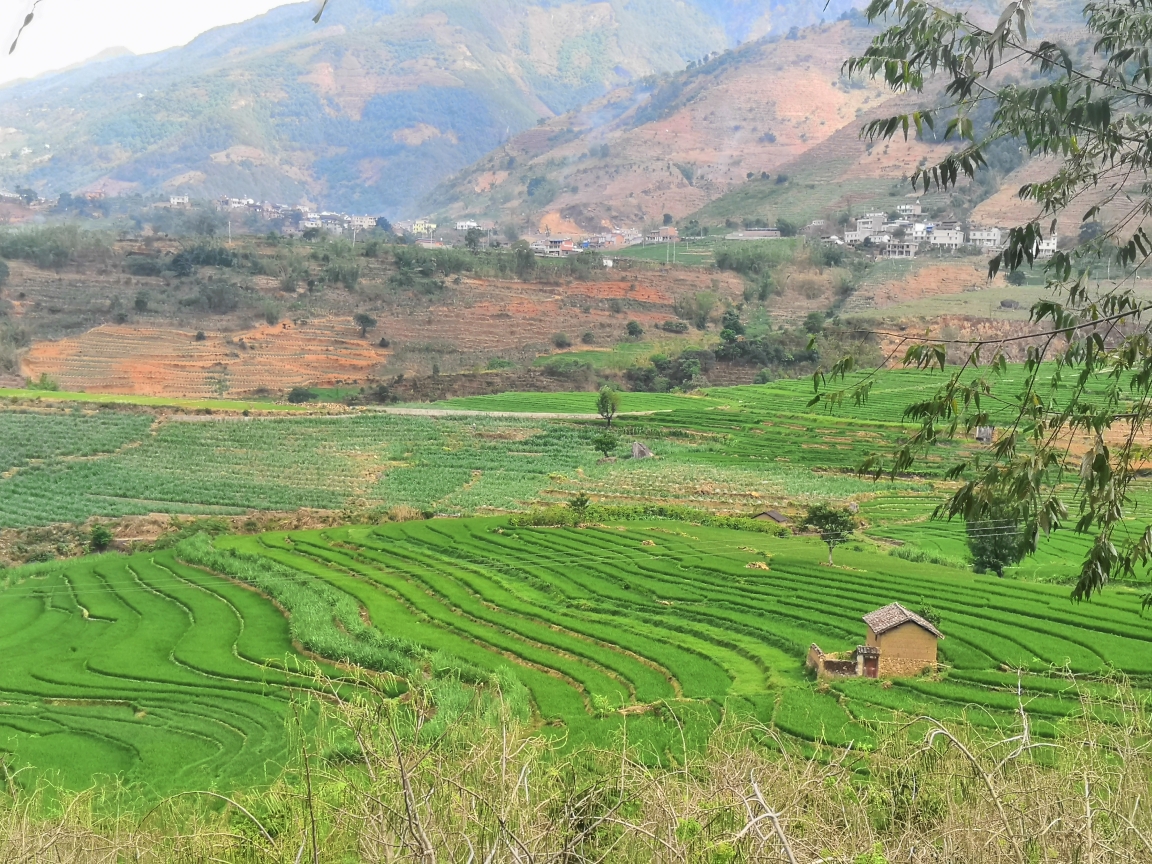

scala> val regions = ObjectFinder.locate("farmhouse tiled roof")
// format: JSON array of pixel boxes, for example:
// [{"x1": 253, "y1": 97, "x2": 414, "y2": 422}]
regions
[{"x1": 863, "y1": 603, "x2": 944, "y2": 639}]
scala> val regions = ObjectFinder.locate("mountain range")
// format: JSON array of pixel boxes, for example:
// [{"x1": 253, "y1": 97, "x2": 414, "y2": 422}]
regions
[{"x1": 0, "y1": 0, "x2": 862, "y2": 217}]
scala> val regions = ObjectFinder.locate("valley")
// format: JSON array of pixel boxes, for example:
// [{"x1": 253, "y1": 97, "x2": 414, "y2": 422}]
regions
[{"x1": 1, "y1": 0, "x2": 1151, "y2": 860}]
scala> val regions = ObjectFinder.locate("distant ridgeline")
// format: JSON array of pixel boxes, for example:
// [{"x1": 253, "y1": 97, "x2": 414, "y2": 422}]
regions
[{"x1": 0, "y1": 0, "x2": 858, "y2": 216}]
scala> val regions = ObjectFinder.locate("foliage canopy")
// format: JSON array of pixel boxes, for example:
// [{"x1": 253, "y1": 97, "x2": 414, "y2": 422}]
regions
[{"x1": 821, "y1": 0, "x2": 1152, "y2": 605}]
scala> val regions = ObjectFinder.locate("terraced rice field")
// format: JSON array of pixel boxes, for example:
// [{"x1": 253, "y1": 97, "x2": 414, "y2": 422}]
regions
[
  {"x1": 206, "y1": 518, "x2": 1152, "y2": 751},
  {"x1": 0, "y1": 549, "x2": 333, "y2": 793}
]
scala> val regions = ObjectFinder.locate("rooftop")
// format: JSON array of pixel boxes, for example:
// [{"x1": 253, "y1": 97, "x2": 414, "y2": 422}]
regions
[{"x1": 863, "y1": 603, "x2": 944, "y2": 639}]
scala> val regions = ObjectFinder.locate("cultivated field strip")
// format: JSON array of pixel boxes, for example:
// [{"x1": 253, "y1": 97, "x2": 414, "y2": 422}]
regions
[
  {"x1": 0, "y1": 550, "x2": 329, "y2": 792},
  {"x1": 211, "y1": 518, "x2": 1152, "y2": 748}
]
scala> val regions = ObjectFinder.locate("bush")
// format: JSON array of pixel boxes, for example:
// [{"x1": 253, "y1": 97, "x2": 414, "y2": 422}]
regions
[
  {"x1": 171, "y1": 243, "x2": 238, "y2": 277},
  {"x1": 0, "y1": 226, "x2": 110, "y2": 269},
  {"x1": 551, "y1": 332, "x2": 572, "y2": 349},
  {"x1": 26, "y1": 373, "x2": 59, "y2": 391},
  {"x1": 714, "y1": 240, "x2": 796, "y2": 276},
  {"x1": 325, "y1": 260, "x2": 361, "y2": 291},
  {"x1": 197, "y1": 282, "x2": 241, "y2": 314},
  {"x1": 0, "y1": 259, "x2": 8, "y2": 287},
  {"x1": 1006, "y1": 270, "x2": 1027, "y2": 286},
  {"x1": 125, "y1": 256, "x2": 165, "y2": 277},
  {"x1": 194, "y1": 331, "x2": 206, "y2": 342},
  {"x1": 659, "y1": 320, "x2": 689, "y2": 334},
  {"x1": 581, "y1": 331, "x2": 596, "y2": 345},
  {"x1": 287, "y1": 386, "x2": 316, "y2": 404},
  {"x1": 134, "y1": 290, "x2": 150, "y2": 312},
  {"x1": 889, "y1": 545, "x2": 968, "y2": 569},
  {"x1": 626, "y1": 321, "x2": 644, "y2": 338},
  {"x1": 89, "y1": 525, "x2": 113, "y2": 552},
  {"x1": 541, "y1": 356, "x2": 593, "y2": 379}
]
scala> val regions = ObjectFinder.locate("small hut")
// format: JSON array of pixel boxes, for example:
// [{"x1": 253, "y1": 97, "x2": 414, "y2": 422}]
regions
[
  {"x1": 807, "y1": 603, "x2": 943, "y2": 679},
  {"x1": 862, "y1": 603, "x2": 943, "y2": 676},
  {"x1": 754, "y1": 510, "x2": 789, "y2": 525}
]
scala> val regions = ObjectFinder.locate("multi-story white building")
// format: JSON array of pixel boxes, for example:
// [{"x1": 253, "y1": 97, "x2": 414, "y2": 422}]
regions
[
  {"x1": 844, "y1": 212, "x2": 891, "y2": 245},
  {"x1": 349, "y1": 215, "x2": 376, "y2": 231},
  {"x1": 929, "y1": 227, "x2": 966, "y2": 250},
  {"x1": 969, "y1": 226, "x2": 1003, "y2": 248},
  {"x1": 884, "y1": 241, "x2": 920, "y2": 259},
  {"x1": 455, "y1": 220, "x2": 479, "y2": 231},
  {"x1": 169, "y1": 195, "x2": 190, "y2": 208},
  {"x1": 911, "y1": 223, "x2": 934, "y2": 242},
  {"x1": 896, "y1": 201, "x2": 923, "y2": 218},
  {"x1": 1036, "y1": 233, "x2": 1059, "y2": 258}
]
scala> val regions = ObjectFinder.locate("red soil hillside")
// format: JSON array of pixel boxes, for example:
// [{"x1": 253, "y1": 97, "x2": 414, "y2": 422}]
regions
[
  {"x1": 17, "y1": 263, "x2": 746, "y2": 397},
  {"x1": 425, "y1": 21, "x2": 900, "y2": 230}
]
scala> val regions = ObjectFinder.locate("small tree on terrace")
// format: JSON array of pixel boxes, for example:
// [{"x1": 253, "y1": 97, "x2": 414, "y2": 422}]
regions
[
  {"x1": 597, "y1": 386, "x2": 620, "y2": 428},
  {"x1": 804, "y1": 504, "x2": 857, "y2": 566},
  {"x1": 592, "y1": 431, "x2": 618, "y2": 459},
  {"x1": 353, "y1": 312, "x2": 377, "y2": 338},
  {"x1": 465, "y1": 227, "x2": 484, "y2": 253},
  {"x1": 966, "y1": 510, "x2": 1025, "y2": 577}
]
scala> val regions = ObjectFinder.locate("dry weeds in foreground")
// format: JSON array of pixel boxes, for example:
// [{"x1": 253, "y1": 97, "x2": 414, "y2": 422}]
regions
[{"x1": 2, "y1": 674, "x2": 1151, "y2": 863}]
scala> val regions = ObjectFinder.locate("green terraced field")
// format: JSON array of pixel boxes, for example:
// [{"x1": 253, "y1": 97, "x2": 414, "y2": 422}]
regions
[
  {"x1": 0, "y1": 549, "x2": 335, "y2": 795},
  {"x1": 196, "y1": 518, "x2": 1152, "y2": 751}
]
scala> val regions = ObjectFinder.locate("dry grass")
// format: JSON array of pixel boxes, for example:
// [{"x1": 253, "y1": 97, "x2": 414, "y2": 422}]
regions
[{"x1": 3, "y1": 673, "x2": 1152, "y2": 862}]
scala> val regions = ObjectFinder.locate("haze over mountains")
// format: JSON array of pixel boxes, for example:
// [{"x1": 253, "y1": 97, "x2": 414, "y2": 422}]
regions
[{"x1": 0, "y1": 0, "x2": 861, "y2": 217}]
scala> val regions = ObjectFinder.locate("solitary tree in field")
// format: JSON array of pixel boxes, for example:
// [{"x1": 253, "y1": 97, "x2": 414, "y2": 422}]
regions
[
  {"x1": 353, "y1": 312, "x2": 377, "y2": 338},
  {"x1": 597, "y1": 386, "x2": 620, "y2": 428},
  {"x1": 804, "y1": 504, "x2": 857, "y2": 566},
  {"x1": 465, "y1": 227, "x2": 484, "y2": 253},
  {"x1": 811, "y1": 0, "x2": 1152, "y2": 606},
  {"x1": 592, "y1": 431, "x2": 618, "y2": 459},
  {"x1": 966, "y1": 512, "x2": 1025, "y2": 577}
]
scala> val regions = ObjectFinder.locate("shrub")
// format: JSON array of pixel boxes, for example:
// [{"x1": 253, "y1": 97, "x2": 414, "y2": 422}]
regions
[
  {"x1": 659, "y1": 320, "x2": 689, "y2": 334},
  {"x1": 325, "y1": 260, "x2": 361, "y2": 291},
  {"x1": 26, "y1": 373, "x2": 59, "y2": 391},
  {"x1": 1006, "y1": 270, "x2": 1027, "y2": 286},
  {"x1": 626, "y1": 321, "x2": 644, "y2": 338},
  {"x1": 194, "y1": 331, "x2": 206, "y2": 342},
  {"x1": 591, "y1": 431, "x2": 618, "y2": 458},
  {"x1": 262, "y1": 301, "x2": 282, "y2": 325},
  {"x1": 287, "y1": 386, "x2": 316, "y2": 404},
  {"x1": 0, "y1": 259, "x2": 8, "y2": 287},
  {"x1": 125, "y1": 256, "x2": 164, "y2": 277},
  {"x1": 0, "y1": 226, "x2": 111, "y2": 269},
  {"x1": 134, "y1": 290, "x2": 150, "y2": 312},
  {"x1": 379, "y1": 337, "x2": 391, "y2": 349},
  {"x1": 197, "y1": 281, "x2": 241, "y2": 314},
  {"x1": 171, "y1": 243, "x2": 238, "y2": 277},
  {"x1": 486, "y1": 357, "x2": 516, "y2": 370},
  {"x1": 581, "y1": 331, "x2": 596, "y2": 345},
  {"x1": 889, "y1": 545, "x2": 967, "y2": 569},
  {"x1": 551, "y1": 332, "x2": 572, "y2": 349},
  {"x1": 89, "y1": 525, "x2": 113, "y2": 552}
]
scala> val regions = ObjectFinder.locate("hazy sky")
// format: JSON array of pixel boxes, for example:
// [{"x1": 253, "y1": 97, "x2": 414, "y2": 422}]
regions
[{"x1": 0, "y1": 0, "x2": 306, "y2": 85}]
